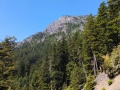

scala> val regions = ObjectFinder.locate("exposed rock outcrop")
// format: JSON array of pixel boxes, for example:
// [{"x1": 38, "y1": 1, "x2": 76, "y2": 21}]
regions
[{"x1": 43, "y1": 15, "x2": 87, "y2": 34}]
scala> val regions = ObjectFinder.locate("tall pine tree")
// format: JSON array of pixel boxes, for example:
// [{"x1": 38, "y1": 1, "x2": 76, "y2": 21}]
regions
[{"x1": 0, "y1": 37, "x2": 16, "y2": 89}]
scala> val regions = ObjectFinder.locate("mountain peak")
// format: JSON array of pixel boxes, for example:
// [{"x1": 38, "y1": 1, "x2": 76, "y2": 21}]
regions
[
  {"x1": 16, "y1": 15, "x2": 87, "y2": 47},
  {"x1": 43, "y1": 15, "x2": 87, "y2": 34}
]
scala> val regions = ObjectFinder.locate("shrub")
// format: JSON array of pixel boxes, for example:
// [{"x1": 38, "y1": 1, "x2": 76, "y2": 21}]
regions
[
  {"x1": 108, "y1": 79, "x2": 112, "y2": 85},
  {"x1": 102, "y1": 87, "x2": 106, "y2": 90},
  {"x1": 84, "y1": 75, "x2": 95, "y2": 90}
]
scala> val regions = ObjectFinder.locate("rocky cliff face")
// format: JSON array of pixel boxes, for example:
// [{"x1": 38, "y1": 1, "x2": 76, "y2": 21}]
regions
[
  {"x1": 43, "y1": 15, "x2": 87, "y2": 34},
  {"x1": 16, "y1": 15, "x2": 87, "y2": 47}
]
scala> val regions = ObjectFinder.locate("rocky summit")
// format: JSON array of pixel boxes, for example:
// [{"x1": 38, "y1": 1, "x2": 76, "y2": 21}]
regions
[{"x1": 43, "y1": 15, "x2": 87, "y2": 34}]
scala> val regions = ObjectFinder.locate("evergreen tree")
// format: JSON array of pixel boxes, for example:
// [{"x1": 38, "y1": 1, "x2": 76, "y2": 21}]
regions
[
  {"x1": 92, "y1": 2, "x2": 110, "y2": 73},
  {"x1": 38, "y1": 54, "x2": 50, "y2": 90},
  {"x1": 0, "y1": 36, "x2": 16, "y2": 89},
  {"x1": 68, "y1": 31, "x2": 82, "y2": 64},
  {"x1": 84, "y1": 75, "x2": 95, "y2": 90},
  {"x1": 29, "y1": 54, "x2": 50, "y2": 90},
  {"x1": 108, "y1": 0, "x2": 120, "y2": 20},
  {"x1": 95, "y1": 2, "x2": 110, "y2": 54},
  {"x1": 50, "y1": 37, "x2": 68, "y2": 90},
  {"x1": 82, "y1": 14, "x2": 95, "y2": 75},
  {"x1": 69, "y1": 65, "x2": 85, "y2": 90},
  {"x1": 107, "y1": 0, "x2": 120, "y2": 47},
  {"x1": 66, "y1": 31, "x2": 87, "y2": 89}
]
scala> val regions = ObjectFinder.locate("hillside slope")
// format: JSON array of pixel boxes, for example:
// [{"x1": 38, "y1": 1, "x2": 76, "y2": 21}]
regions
[{"x1": 95, "y1": 72, "x2": 120, "y2": 90}]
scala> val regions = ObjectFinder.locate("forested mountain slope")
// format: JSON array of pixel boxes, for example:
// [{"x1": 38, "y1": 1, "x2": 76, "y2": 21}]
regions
[
  {"x1": 13, "y1": 15, "x2": 87, "y2": 90},
  {"x1": 0, "y1": 0, "x2": 120, "y2": 90}
]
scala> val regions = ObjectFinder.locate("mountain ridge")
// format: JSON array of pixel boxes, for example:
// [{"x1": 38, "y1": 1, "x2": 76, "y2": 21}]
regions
[
  {"x1": 43, "y1": 15, "x2": 87, "y2": 34},
  {"x1": 16, "y1": 15, "x2": 87, "y2": 47}
]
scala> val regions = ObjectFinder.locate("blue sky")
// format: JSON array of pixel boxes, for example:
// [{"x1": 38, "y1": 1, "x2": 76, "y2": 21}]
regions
[{"x1": 0, "y1": 0, "x2": 107, "y2": 42}]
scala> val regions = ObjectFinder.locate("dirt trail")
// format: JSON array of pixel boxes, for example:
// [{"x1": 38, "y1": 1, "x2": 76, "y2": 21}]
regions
[{"x1": 94, "y1": 72, "x2": 120, "y2": 90}]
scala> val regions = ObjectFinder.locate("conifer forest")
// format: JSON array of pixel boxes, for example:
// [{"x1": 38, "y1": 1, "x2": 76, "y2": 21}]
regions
[{"x1": 0, "y1": 0, "x2": 120, "y2": 90}]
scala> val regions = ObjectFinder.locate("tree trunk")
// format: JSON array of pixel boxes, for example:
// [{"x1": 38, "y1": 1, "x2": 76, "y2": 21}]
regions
[
  {"x1": 93, "y1": 57, "x2": 96, "y2": 76},
  {"x1": 93, "y1": 52, "x2": 98, "y2": 76},
  {"x1": 94, "y1": 53, "x2": 98, "y2": 74},
  {"x1": 82, "y1": 61, "x2": 87, "y2": 80}
]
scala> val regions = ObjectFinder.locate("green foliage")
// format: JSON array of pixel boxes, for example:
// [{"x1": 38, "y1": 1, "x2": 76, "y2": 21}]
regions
[
  {"x1": 102, "y1": 45, "x2": 120, "y2": 78},
  {"x1": 102, "y1": 54, "x2": 113, "y2": 72},
  {"x1": 50, "y1": 37, "x2": 69, "y2": 90},
  {"x1": 32, "y1": 55, "x2": 50, "y2": 90},
  {"x1": 0, "y1": 36, "x2": 16, "y2": 89},
  {"x1": 107, "y1": 0, "x2": 120, "y2": 47},
  {"x1": 102, "y1": 87, "x2": 106, "y2": 90},
  {"x1": 82, "y1": 14, "x2": 95, "y2": 74},
  {"x1": 108, "y1": 79, "x2": 112, "y2": 85},
  {"x1": 95, "y1": 2, "x2": 111, "y2": 54},
  {"x1": 83, "y1": 1, "x2": 120, "y2": 76},
  {"x1": 66, "y1": 61, "x2": 75, "y2": 83},
  {"x1": 84, "y1": 75, "x2": 95, "y2": 90},
  {"x1": 111, "y1": 45, "x2": 120, "y2": 69},
  {"x1": 69, "y1": 65, "x2": 85, "y2": 90}
]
